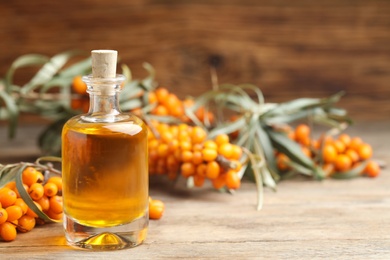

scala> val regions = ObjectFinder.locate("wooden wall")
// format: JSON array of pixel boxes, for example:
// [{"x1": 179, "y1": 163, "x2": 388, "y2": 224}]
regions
[{"x1": 1, "y1": 0, "x2": 389, "y2": 121}]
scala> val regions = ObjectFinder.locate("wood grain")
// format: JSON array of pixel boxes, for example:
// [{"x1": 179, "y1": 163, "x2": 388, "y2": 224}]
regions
[{"x1": 0, "y1": 0, "x2": 389, "y2": 121}]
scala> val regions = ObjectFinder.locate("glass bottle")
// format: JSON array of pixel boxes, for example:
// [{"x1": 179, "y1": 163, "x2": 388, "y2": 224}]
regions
[{"x1": 61, "y1": 50, "x2": 148, "y2": 250}]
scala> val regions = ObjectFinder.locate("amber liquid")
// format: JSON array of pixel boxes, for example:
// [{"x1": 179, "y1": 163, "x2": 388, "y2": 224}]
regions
[{"x1": 62, "y1": 115, "x2": 148, "y2": 228}]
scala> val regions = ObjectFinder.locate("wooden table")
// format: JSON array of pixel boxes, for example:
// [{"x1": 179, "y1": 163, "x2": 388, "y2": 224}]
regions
[{"x1": 0, "y1": 121, "x2": 389, "y2": 259}]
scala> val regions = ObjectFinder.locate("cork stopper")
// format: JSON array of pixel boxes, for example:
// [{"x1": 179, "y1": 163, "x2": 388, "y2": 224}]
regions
[{"x1": 91, "y1": 50, "x2": 117, "y2": 78}]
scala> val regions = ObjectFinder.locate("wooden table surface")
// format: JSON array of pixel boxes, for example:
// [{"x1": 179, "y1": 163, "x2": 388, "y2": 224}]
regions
[{"x1": 0, "y1": 121, "x2": 389, "y2": 259}]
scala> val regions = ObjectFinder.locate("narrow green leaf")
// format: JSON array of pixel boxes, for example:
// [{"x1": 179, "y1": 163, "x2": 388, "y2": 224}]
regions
[
  {"x1": 208, "y1": 116, "x2": 246, "y2": 140},
  {"x1": 21, "y1": 51, "x2": 79, "y2": 94},
  {"x1": 5, "y1": 54, "x2": 49, "y2": 91},
  {"x1": 58, "y1": 56, "x2": 91, "y2": 78},
  {"x1": 331, "y1": 161, "x2": 368, "y2": 179}
]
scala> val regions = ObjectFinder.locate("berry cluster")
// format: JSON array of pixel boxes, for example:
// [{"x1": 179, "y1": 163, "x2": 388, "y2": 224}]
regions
[
  {"x1": 148, "y1": 120, "x2": 243, "y2": 190},
  {"x1": 0, "y1": 167, "x2": 63, "y2": 241}
]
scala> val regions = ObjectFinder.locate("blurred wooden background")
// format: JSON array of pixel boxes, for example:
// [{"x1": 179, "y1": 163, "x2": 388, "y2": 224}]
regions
[{"x1": 0, "y1": 0, "x2": 389, "y2": 121}]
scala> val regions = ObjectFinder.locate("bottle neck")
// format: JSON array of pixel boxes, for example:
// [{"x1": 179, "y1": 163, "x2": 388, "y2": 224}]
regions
[{"x1": 81, "y1": 74, "x2": 128, "y2": 123}]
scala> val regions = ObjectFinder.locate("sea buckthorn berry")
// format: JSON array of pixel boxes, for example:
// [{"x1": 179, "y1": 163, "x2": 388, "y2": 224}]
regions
[
  {"x1": 322, "y1": 144, "x2": 337, "y2": 164},
  {"x1": 295, "y1": 124, "x2": 310, "y2": 143},
  {"x1": 17, "y1": 215, "x2": 36, "y2": 233},
  {"x1": 231, "y1": 160, "x2": 242, "y2": 171},
  {"x1": 301, "y1": 146, "x2": 312, "y2": 158},
  {"x1": 0, "y1": 188, "x2": 17, "y2": 208},
  {"x1": 5, "y1": 205, "x2": 23, "y2": 222},
  {"x1": 180, "y1": 163, "x2": 195, "y2": 178},
  {"x1": 345, "y1": 149, "x2": 359, "y2": 163},
  {"x1": 193, "y1": 174, "x2": 205, "y2": 187},
  {"x1": 157, "y1": 143, "x2": 169, "y2": 158},
  {"x1": 333, "y1": 140, "x2": 346, "y2": 154},
  {"x1": 14, "y1": 198, "x2": 28, "y2": 215},
  {"x1": 149, "y1": 199, "x2": 165, "y2": 220},
  {"x1": 206, "y1": 161, "x2": 220, "y2": 180},
  {"x1": 46, "y1": 209, "x2": 63, "y2": 220},
  {"x1": 29, "y1": 183, "x2": 44, "y2": 201},
  {"x1": 155, "y1": 87, "x2": 169, "y2": 103},
  {"x1": 226, "y1": 170, "x2": 241, "y2": 190},
  {"x1": 364, "y1": 161, "x2": 380, "y2": 178},
  {"x1": 22, "y1": 166, "x2": 40, "y2": 186},
  {"x1": 334, "y1": 154, "x2": 352, "y2": 172},
  {"x1": 202, "y1": 148, "x2": 218, "y2": 162},
  {"x1": 192, "y1": 151, "x2": 203, "y2": 165},
  {"x1": 338, "y1": 133, "x2": 351, "y2": 147},
  {"x1": 161, "y1": 131, "x2": 173, "y2": 144},
  {"x1": 0, "y1": 222, "x2": 17, "y2": 241},
  {"x1": 349, "y1": 137, "x2": 363, "y2": 151},
  {"x1": 357, "y1": 143, "x2": 373, "y2": 160},
  {"x1": 36, "y1": 196, "x2": 50, "y2": 212},
  {"x1": 191, "y1": 126, "x2": 207, "y2": 144},
  {"x1": 276, "y1": 153, "x2": 290, "y2": 171},
  {"x1": 153, "y1": 105, "x2": 169, "y2": 116},
  {"x1": 36, "y1": 171, "x2": 44, "y2": 183},
  {"x1": 203, "y1": 140, "x2": 218, "y2": 150},
  {"x1": 72, "y1": 75, "x2": 87, "y2": 95},
  {"x1": 44, "y1": 183, "x2": 58, "y2": 197},
  {"x1": 0, "y1": 208, "x2": 8, "y2": 225},
  {"x1": 212, "y1": 173, "x2": 226, "y2": 189},
  {"x1": 218, "y1": 143, "x2": 234, "y2": 159},
  {"x1": 4, "y1": 181, "x2": 16, "y2": 190},
  {"x1": 47, "y1": 176, "x2": 63, "y2": 191},
  {"x1": 181, "y1": 150, "x2": 194, "y2": 163},
  {"x1": 179, "y1": 141, "x2": 192, "y2": 151},
  {"x1": 148, "y1": 91, "x2": 157, "y2": 104},
  {"x1": 215, "y1": 134, "x2": 230, "y2": 147},
  {"x1": 26, "y1": 201, "x2": 42, "y2": 218},
  {"x1": 196, "y1": 163, "x2": 207, "y2": 177},
  {"x1": 49, "y1": 196, "x2": 63, "y2": 214},
  {"x1": 230, "y1": 145, "x2": 243, "y2": 160}
]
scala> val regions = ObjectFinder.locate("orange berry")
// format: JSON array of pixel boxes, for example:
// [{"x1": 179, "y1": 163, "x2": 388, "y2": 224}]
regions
[
  {"x1": 47, "y1": 176, "x2": 63, "y2": 191},
  {"x1": 322, "y1": 163, "x2": 335, "y2": 177},
  {"x1": 5, "y1": 205, "x2": 23, "y2": 222},
  {"x1": 49, "y1": 196, "x2": 63, "y2": 214},
  {"x1": 157, "y1": 143, "x2": 169, "y2": 158},
  {"x1": 230, "y1": 145, "x2": 243, "y2": 160},
  {"x1": 72, "y1": 75, "x2": 87, "y2": 95},
  {"x1": 333, "y1": 140, "x2": 346, "y2": 154},
  {"x1": 149, "y1": 199, "x2": 165, "y2": 220},
  {"x1": 334, "y1": 154, "x2": 352, "y2": 172},
  {"x1": 17, "y1": 215, "x2": 36, "y2": 233},
  {"x1": 357, "y1": 143, "x2": 373, "y2": 160},
  {"x1": 345, "y1": 149, "x2": 359, "y2": 163},
  {"x1": 161, "y1": 131, "x2": 174, "y2": 144},
  {"x1": 295, "y1": 124, "x2": 310, "y2": 143},
  {"x1": 212, "y1": 173, "x2": 226, "y2": 189},
  {"x1": 155, "y1": 87, "x2": 170, "y2": 103},
  {"x1": 0, "y1": 188, "x2": 17, "y2": 208},
  {"x1": 0, "y1": 222, "x2": 17, "y2": 241},
  {"x1": 193, "y1": 175, "x2": 205, "y2": 187},
  {"x1": 4, "y1": 181, "x2": 16, "y2": 190},
  {"x1": 45, "y1": 209, "x2": 63, "y2": 221},
  {"x1": 44, "y1": 183, "x2": 58, "y2": 197},
  {"x1": 226, "y1": 170, "x2": 241, "y2": 190},
  {"x1": 153, "y1": 105, "x2": 169, "y2": 116},
  {"x1": 181, "y1": 163, "x2": 195, "y2": 177},
  {"x1": 349, "y1": 137, "x2": 363, "y2": 151},
  {"x1": 191, "y1": 126, "x2": 207, "y2": 144},
  {"x1": 203, "y1": 140, "x2": 218, "y2": 150},
  {"x1": 218, "y1": 143, "x2": 234, "y2": 159},
  {"x1": 202, "y1": 148, "x2": 218, "y2": 162},
  {"x1": 29, "y1": 183, "x2": 44, "y2": 201},
  {"x1": 338, "y1": 133, "x2": 351, "y2": 147},
  {"x1": 301, "y1": 146, "x2": 312, "y2": 158},
  {"x1": 181, "y1": 150, "x2": 194, "y2": 163},
  {"x1": 364, "y1": 161, "x2": 380, "y2": 178},
  {"x1": 148, "y1": 91, "x2": 158, "y2": 104},
  {"x1": 14, "y1": 198, "x2": 28, "y2": 215},
  {"x1": 277, "y1": 153, "x2": 290, "y2": 171},
  {"x1": 0, "y1": 208, "x2": 8, "y2": 225},
  {"x1": 215, "y1": 134, "x2": 229, "y2": 146},
  {"x1": 179, "y1": 141, "x2": 192, "y2": 151},
  {"x1": 192, "y1": 151, "x2": 203, "y2": 165},
  {"x1": 206, "y1": 161, "x2": 220, "y2": 180},
  {"x1": 22, "y1": 167, "x2": 40, "y2": 186},
  {"x1": 35, "y1": 196, "x2": 50, "y2": 212},
  {"x1": 196, "y1": 163, "x2": 207, "y2": 177},
  {"x1": 322, "y1": 144, "x2": 337, "y2": 164}
]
